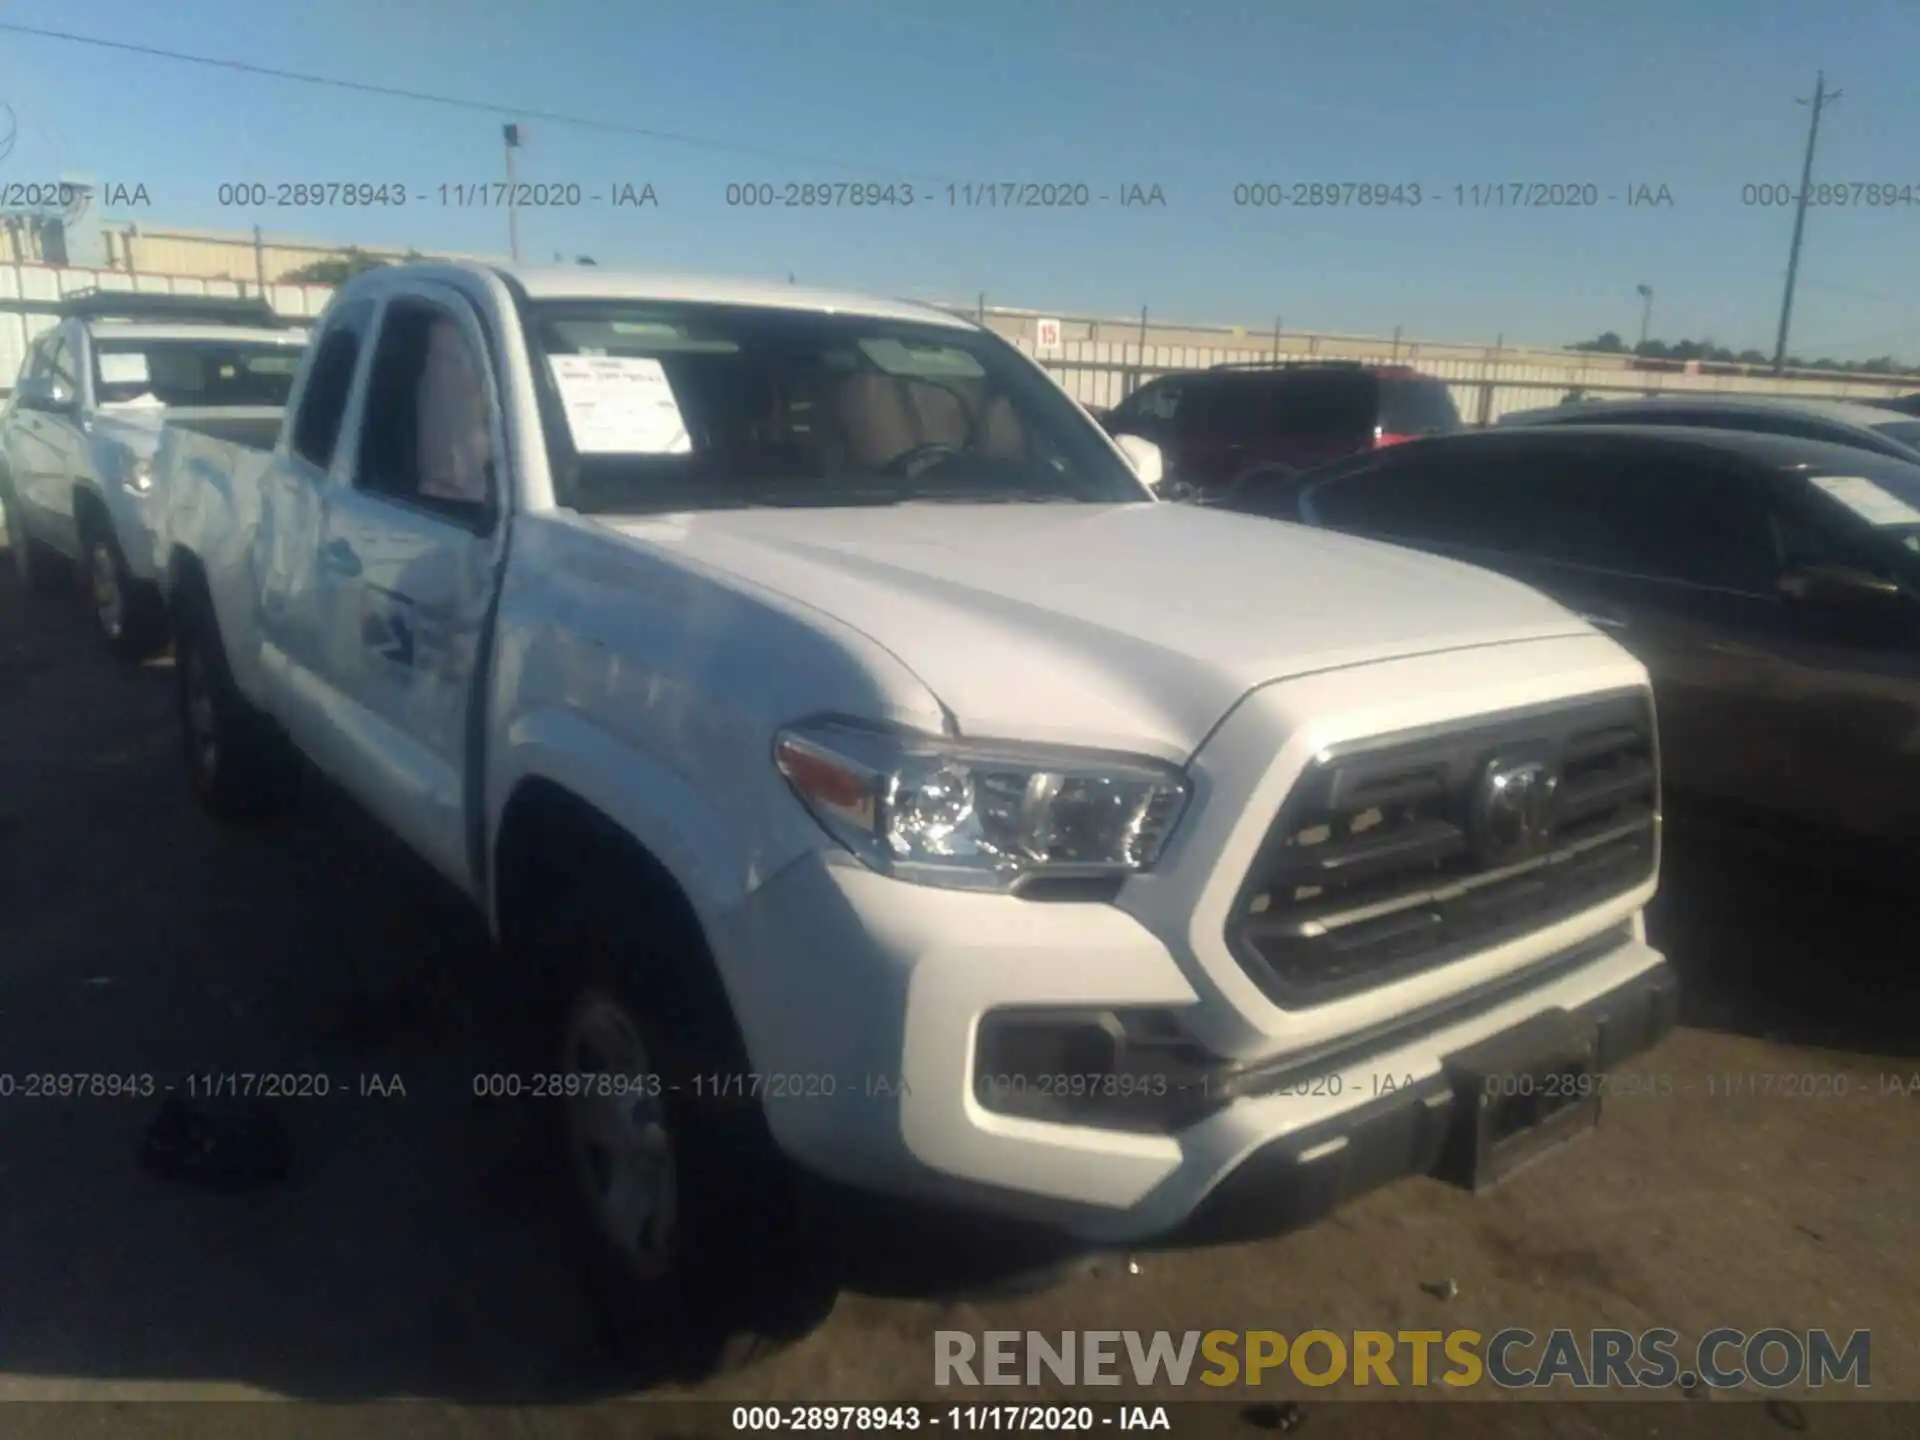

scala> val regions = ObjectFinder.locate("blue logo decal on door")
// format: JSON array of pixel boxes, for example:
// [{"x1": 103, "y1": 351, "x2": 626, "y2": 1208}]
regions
[{"x1": 360, "y1": 609, "x2": 416, "y2": 667}]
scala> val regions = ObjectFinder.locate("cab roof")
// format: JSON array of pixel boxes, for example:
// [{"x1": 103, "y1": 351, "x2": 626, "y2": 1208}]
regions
[
  {"x1": 490, "y1": 263, "x2": 977, "y2": 330},
  {"x1": 80, "y1": 320, "x2": 310, "y2": 345}
]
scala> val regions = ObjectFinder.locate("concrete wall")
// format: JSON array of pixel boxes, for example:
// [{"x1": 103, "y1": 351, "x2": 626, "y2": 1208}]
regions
[
  {"x1": 1013, "y1": 338, "x2": 1918, "y2": 423},
  {"x1": 3, "y1": 234, "x2": 1912, "y2": 420}
]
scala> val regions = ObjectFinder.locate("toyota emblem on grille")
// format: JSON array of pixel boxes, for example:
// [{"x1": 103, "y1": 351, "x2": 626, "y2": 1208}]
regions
[{"x1": 1470, "y1": 755, "x2": 1561, "y2": 866}]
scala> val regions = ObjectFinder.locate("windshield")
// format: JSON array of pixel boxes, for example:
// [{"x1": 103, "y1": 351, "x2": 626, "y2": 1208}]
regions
[
  {"x1": 91, "y1": 339, "x2": 305, "y2": 408},
  {"x1": 524, "y1": 301, "x2": 1147, "y2": 513},
  {"x1": 1803, "y1": 459, "x2": 1920, "y2": 557}
]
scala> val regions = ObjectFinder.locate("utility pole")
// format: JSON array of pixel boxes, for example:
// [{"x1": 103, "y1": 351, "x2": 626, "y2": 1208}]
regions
[
  {"x1": 502, "y1": 122, "x2": 525, "y2": 264},
  {"x1": 1772, "y1": 73, "x2": 1840, "y2": 374},
  {"x1": 1636, "y1": 284, "x2": 1654, "y2": 350}
]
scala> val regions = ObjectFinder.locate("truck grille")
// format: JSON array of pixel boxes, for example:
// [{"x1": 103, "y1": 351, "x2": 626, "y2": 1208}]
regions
[{"x1": 1227, "y1": 690, "x2": 1658, "y2": 1007}]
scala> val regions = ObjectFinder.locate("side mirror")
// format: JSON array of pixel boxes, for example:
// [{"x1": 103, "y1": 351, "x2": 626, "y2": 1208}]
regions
[
  {"x1": 16, "y1": 375, "x2": 76, "y2": 414},
  {"x1": 1779, "y1": 563, "x2": 1905, "y2": 607},
  {"x1": 1112, "y1": 432, "x2": 1165, "y2": 490}
]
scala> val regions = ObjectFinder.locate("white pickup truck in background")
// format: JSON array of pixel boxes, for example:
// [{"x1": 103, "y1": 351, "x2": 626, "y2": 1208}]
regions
[
  {"x1": 154, "y1": 261, "x2": 1677, "y2": 1377},
  {"x1": 0, "y1": 291, "x2": 306, "y2": 657}
]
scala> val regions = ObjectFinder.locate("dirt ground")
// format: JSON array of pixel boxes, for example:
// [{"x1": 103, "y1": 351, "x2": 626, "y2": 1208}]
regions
[{"x1": 0, "y1": 550, "x2": 1915, "y2": 1438}]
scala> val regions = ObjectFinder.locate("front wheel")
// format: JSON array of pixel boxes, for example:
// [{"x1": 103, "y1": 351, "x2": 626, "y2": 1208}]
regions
[
  {"x1": 174, "y1": 587, "x2": 295, "y2": 820},
  {"x1": 87, "y1": 530, "x2": 168, "y2": 660},
  {"x1": 527, "y1": 889, "x2": 834, "y2": 1379}
]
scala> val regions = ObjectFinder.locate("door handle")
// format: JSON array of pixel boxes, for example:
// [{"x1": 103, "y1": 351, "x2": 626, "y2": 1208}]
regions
[
  {"x1": 320, "y1": 538, "x2": 362, "y2": 577},
  {"x1": 1578, "y1": 610, "x2": 1628, "y2": 632}
]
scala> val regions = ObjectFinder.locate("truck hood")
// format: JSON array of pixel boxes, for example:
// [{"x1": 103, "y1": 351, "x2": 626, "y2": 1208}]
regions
[{"x1": 598, "y1": 501, "x2": 1597, "y2": 758}]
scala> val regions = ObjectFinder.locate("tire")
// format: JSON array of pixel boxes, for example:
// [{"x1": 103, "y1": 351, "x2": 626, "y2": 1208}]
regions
[
  {"x1": 523, "y1": 885, "x2": 834, "y2": 1380},
  {"x1": 173, "y1": 582, "x2": 295, "y2": 820},
  {"x1": 0, "y1": 482, "x2": 72, "y2": 594},
  {"x1": 84, "y1": 525, "x2": 169, "y2": 661}
]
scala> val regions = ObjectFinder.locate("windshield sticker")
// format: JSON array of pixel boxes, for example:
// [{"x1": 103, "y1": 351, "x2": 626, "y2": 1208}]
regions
[
  {"x1": 1810, "y1": 475, "x2": 1920, "y2": 527},
  {"x1": 548, "y1": 355, "x2": 691, "y2": 455},
  {"x1": 98, "y1": 352, "x2": 150, "y2": 385}
]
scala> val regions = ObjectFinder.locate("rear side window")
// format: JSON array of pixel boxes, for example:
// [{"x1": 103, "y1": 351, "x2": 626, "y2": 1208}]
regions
[
  {"x1": 1378, "y1": 379, "x2": 1462, "y2": 436},
  {"x1": 1271, "y1": 372, "x2": 1374, "y2": 438},
  {"x1": 291, "y1": 299, "x2": 374, "y2": 471},
  {"x1": 1182, "y1": 377, "x2": 1272, "y2": 439}
]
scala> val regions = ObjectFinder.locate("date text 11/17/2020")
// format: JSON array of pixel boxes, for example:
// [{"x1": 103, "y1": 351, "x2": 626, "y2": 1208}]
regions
[
  {"x1": 1230, "y1": 182, "x2": 1677, "y2": 209},
  {"x1": 211, "y1": 182, "x2": 661, "y2": 210},
  {"x1": 469, "y1": 1072, "x2": 914, "y2": 1101},
  {"x1": 0, "y1": 1073, "x2": 408, "y2": 1100}
]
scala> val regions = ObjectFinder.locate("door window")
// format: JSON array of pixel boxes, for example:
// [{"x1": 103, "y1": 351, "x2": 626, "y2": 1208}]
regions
[
  {"x1": 17, "y1": 333, "x2": 50, "y2": 383},
  {"x1": 44, "y1": 334, "x2": 78, "y2": 394},
  {"x1": 1533, "y1": 451, "x2": 1782, "y2": 592},
  {"x1": 355, "y1": 297, "x2": 496, "y2": 525},
  {"x1": 1121, "y1": 378, "x2": 1183, "y2": 429},
  {"x1": 291, "y1": 300, "x2": 375, "y2": 472},
  {"x1": 1304, "y1": 444, "x2": 1559, "y2": 553}
]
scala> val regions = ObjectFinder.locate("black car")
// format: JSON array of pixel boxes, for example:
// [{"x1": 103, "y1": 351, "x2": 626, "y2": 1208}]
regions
[
  {"x1": 1225, "y1": 425, "x2": 1920, "y2": 842},
  {"x1": 1500, "y1": 395, "x2": 1920, "y2": 465}
]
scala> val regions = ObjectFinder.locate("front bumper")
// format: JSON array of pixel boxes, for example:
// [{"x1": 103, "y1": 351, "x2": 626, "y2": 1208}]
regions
[
  {"x1": 715, "y1": 850, "x2": 1670, "y2": 1247},
  {"x1": 1176, "y1": 953, "x2": 1676, "y2": 1244}
]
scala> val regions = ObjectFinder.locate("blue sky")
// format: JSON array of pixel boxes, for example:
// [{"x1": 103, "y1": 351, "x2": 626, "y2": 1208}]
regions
[{"x1": 2, "y1": 0, "x2": 1917, "y2": 359}]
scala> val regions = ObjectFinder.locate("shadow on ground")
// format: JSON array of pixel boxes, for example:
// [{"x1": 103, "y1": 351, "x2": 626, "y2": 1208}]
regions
[{"x1": 1649, "y1": 803, "x2": 1920, "y2": 1058}]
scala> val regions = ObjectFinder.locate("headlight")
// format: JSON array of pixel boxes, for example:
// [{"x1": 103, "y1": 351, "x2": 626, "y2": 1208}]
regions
[
  {"x1": 121, "y1": 453, "x2": 154, "y2": 493},
  {"x1": 774, "y1": 718, "x2": 1190, "y2": 892}
]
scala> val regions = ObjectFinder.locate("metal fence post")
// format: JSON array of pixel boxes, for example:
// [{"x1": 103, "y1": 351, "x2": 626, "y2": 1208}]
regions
[{"x1": 1476, "y1": 333, "x2": 1502, "y2": 426}]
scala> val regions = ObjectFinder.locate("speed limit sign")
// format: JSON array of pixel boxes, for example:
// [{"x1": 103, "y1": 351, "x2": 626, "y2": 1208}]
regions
[{"x1": 1035, "y1": 317, "x2": 1063, "y2": 355}]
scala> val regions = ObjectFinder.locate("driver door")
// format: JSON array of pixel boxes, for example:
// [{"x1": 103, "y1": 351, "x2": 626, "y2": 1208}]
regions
[{"x1": 310, "y1": 284, "x2": 508, "y2": 892}]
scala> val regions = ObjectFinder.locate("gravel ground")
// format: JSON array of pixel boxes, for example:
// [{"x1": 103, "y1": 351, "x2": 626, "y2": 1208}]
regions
[{"x1": 0, "y1": 549, "x2": 1914, "y2": 1438}]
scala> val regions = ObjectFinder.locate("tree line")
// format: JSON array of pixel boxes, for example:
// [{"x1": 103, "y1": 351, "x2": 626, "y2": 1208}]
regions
[{"x1": 1570, "y1": 331, "x2": 1919, "y2": 378}]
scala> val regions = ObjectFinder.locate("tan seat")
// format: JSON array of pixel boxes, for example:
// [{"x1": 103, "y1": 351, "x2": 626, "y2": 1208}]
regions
[
  {"x1": 830, "y1": 371, "x2": 973, "y2": 468},
  {"x1": 979, "y1": 394, "x2": 1026, "y2": 460}
]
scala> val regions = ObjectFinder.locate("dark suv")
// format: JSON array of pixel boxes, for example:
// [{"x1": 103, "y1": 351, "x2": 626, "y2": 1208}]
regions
[{"x1": 1099, "y1": 361, "x2": 1463, "y2": 495}]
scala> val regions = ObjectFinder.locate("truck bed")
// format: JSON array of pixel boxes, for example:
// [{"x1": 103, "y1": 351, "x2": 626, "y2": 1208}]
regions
[{"x1": 163, "y1": 408, "x2": 285, "y2": 453}]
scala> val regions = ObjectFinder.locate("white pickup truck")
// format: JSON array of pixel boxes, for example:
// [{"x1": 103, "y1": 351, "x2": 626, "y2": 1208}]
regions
[
  {"x1": 0, "y1": 292, "x2": 306, "y2": 657},
  {"x1": 155, "y1": 261, "x2": 1676, "y2": 1375}
]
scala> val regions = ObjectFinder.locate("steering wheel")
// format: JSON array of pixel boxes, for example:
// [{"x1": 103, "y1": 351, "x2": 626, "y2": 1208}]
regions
[{"x1": 882, "y1": 440, "x2": 968, "y2": 479}]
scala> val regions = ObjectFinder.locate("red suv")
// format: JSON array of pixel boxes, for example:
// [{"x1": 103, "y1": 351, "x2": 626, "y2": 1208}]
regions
[{"x1": 1099, "y1": 361, "x2": 1464, "y2": 496}]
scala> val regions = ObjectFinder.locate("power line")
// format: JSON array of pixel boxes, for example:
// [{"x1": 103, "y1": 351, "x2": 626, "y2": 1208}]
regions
[{"x1": 0, "y1": 20, "x2": 951, "y2": 183}]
